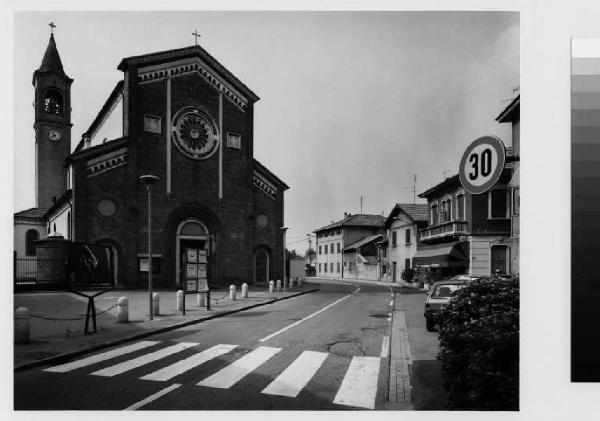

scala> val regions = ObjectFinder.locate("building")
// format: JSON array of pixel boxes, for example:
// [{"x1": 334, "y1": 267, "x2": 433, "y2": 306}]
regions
[
  {"x1": 314, "y1": 213, "x2": 385, "y2": 279},
  {"x1": 496, "y1": 94, "x2": 520, "y2": 276},
  {"x1": 14, "y1": 31, "x2": 288, "y2": 288},
  {"x1": 380, "y1": 203, "x2": 429, "y2": 283},
  {"x1": 415, "y1": 170, "x2": 512, "y2": 281}
]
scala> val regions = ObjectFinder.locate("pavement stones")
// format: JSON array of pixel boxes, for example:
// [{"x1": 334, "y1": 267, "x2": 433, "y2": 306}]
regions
[{"x1": 14, "y1": 285, "x2": 318, "y2": 371}]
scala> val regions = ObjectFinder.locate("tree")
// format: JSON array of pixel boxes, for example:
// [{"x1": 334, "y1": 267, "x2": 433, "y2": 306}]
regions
[{"x1": 305, "y1": 247, "x2": 316, "y2": 264}]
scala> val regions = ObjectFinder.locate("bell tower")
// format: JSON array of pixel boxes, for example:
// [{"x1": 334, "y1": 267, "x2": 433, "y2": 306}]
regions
[{"x1": 33, "y1": 27, "x2": 73, "y2": 210}]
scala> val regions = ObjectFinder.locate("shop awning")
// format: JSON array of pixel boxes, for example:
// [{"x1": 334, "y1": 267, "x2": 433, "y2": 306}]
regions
[{"x1": 413, "y1": 241, "x2": 469, "y2": 268}]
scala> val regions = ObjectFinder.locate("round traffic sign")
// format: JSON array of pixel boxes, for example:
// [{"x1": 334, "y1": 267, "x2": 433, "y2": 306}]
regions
[{"x1": 458, "y1": 135, "x2": 506, "y2": 195}]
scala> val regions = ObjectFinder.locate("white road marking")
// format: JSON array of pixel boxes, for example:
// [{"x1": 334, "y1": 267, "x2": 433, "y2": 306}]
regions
[
  {"x1": 333, "y1": 356, "x2": 381, "y2": 409},
  {"x1": 124, "y1": 383, "x2": 182, "y2": 410},
  {"x1": 261, "y1": 350, "x2": 328, "y2": 397},
  {"x1": 43, "y1": 341, "x2": 160, "y2": 373},
  {"x1": 141, "y1": 344, "x2": 238, "y2": 382},
  {"x1": 387, "y1": 312, "x2": 392, "y2": 322},
  {"x1": 91, "y1": 342, "x2": 197, "y2": 377},
  {"x1": 389, "y1": 299, "x2": 394, "y2": 306},
  {"x1": 380, "y1": 336, "x2": 390, "y2": 358},
  {"x1": 259, "y1": 289, "x2": 358, "y2": 342},
  {"x1": 198, "y1": 346, "x2": 281, "y2": 389}
]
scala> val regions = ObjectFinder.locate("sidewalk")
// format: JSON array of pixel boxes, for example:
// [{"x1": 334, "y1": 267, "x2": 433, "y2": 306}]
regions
[{"x1": 14, "y1": 283, "x2": 318, "y2": 371}]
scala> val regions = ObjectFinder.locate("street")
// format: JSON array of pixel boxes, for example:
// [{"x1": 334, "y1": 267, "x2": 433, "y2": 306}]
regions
[{"x1": 14, "y1": 280, "x2": 425, "y2": 410}]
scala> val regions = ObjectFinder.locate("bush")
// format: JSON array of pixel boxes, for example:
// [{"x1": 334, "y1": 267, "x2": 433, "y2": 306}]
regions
[
  {"x1": 401, "y1": 268, "x2": 415, "y2": 282},
  {"x1": 437, "y1": 277, "x2": 519, "y2": 410}
]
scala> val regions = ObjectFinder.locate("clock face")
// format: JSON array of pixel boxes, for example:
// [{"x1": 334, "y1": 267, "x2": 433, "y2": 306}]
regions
[{"x1": 48, "y1": 129, "x2": 62, "y2": 142}]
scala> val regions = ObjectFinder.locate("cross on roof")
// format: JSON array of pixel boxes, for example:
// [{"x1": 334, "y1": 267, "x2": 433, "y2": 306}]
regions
[
  {"x1": 192, "y1": 30, "x2": 201, "y2": 45},
  {"x1": 49, "y1": 22, "x2": 56, "y2": 34}
]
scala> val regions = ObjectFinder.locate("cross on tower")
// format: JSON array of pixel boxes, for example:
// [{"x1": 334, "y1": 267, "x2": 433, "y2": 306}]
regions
[
  {"x1": 49, "y1": 22, "x2": 56, "y2": 34},
  {"x1": 192, "y1": 30, "x2": 201, "y2": 45}
]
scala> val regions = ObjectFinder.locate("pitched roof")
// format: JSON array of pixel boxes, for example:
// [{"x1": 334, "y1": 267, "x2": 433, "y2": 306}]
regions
[
  {"x1": 34, "y1": 34, "x2": 71, "y2": 83},
  {"x1": 315, "y1": 214, "x2": 386, "y2": 233},
  {"x1": 117, "y1": 44, "x2": 259, "y2": 103},
  {"x1": 69, "y1": 137, "x2": 128, "y2": 162},
  {"x1": 253, "y1": 159, "x2": 289, "y2": 190},
  {"x1": 344, "y1": 234, "x2": 385, "y2": 251},
  {"x1": 418, "y1": 174, "x2": 460, "y2": 198},
  {"x1": 496, "y1": 94, "x2": 520, "y2": 123},
  {"x1": 14, "y1": 207, "x2": 47, "y2": 219},
  {"x1": 384, "y1": 203, "x2": 429, "y2": 228},
  {"x1": 44, "y1": 190, "x2": 73, "y2": 219}
]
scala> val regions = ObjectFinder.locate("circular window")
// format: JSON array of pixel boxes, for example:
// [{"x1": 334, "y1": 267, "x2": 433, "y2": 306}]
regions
[
  {"x1": 97, "y1": 199, "x2": 116, "y2": 217},
  {"x1": 256, "y1": 214, "x2": 269, "y2": 228},
  {"x1": 171, "y1": 106, "x2": 220, "y2": 160}
]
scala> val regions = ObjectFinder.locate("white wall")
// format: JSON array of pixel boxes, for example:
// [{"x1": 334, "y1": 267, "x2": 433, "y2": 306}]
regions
[
  {"x1": 387, "y1": 221, "x2": 419, "y2": 283},
  {"x1": 48, "y1": 204, "x2": 72, "y2": 239},
  {"x1": 14, "y1": 221, "x2": 46, "y2": 257}
]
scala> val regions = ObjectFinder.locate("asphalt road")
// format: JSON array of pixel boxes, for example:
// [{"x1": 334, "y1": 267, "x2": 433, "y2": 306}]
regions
[{"x1": 15, "y1": 280, "x2": 402, "y2": 410}]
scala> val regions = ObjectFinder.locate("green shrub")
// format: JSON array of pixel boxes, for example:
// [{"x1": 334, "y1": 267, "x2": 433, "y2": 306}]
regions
[{"x1": 437, "y1": 277, "x2": 519, "y2": 410}]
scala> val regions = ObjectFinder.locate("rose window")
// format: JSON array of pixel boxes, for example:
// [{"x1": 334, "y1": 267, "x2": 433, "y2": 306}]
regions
[{"x1": 171, "y1": 106, "x2": 220, "y2": 160}]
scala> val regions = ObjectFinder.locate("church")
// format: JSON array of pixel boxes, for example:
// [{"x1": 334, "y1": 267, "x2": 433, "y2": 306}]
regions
[{"x1": 14, "y1": 30, "x2": 288, "y2": 289}]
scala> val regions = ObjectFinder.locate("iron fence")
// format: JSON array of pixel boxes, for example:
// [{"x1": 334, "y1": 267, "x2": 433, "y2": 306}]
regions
[{"x1": 14, "y1": 255, "x2": 69, "y2": 291}]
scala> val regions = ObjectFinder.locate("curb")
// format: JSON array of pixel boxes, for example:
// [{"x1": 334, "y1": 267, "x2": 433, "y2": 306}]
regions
[{"x1": 14, "y1": 288, "x2": 319, "y2": 372}]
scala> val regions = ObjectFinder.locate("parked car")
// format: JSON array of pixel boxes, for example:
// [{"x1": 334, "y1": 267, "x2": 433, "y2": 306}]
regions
[{"x1": 424, "y1": 275, "x2": 479, "y2": 332}]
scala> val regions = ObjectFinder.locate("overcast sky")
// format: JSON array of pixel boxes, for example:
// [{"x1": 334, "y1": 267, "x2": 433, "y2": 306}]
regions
[{"x1": 13, "y1": 11, "x2": 519, "y2": 254}]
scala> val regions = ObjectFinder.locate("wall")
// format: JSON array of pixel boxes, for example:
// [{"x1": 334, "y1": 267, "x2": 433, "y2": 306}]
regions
[
  {"x1": 387, "y1": 220, "x2": 420, "y2": 283},
  {"x1": 315, "y1": 229, "x2": 343, "y2": 277},
  {"x1": 14, "y1": 221, "x2": 46, "y2": 257}
]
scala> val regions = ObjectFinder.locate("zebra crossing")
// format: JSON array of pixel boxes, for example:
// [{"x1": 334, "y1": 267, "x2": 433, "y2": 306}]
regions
[{"x1": 43, "y1": 339, "x2": 388, "y2": 409}]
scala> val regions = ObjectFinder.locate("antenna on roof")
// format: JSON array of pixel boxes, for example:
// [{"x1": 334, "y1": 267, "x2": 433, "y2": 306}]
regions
[
  {"x1": 404, "y1": 174, "x2": 417, "y2": 204},
  {"x1": 360, "y1": 195, "x2": 363, "y2": 214}
]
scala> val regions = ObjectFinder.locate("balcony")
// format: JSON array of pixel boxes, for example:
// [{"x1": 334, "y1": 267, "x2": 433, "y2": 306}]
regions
[{"x1": 419, "y1": 220, "x2": 469, "y2": 243}]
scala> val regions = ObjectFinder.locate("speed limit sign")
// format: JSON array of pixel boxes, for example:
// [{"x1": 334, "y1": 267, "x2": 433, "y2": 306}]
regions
[{"x1": 458, "y1": 136, "x2": 506, "y2": 195}]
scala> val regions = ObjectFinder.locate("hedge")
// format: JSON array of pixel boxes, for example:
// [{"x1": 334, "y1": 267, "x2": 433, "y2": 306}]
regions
[{"x1": 437, "y1": 277, "x2": 519, "y2": 410}]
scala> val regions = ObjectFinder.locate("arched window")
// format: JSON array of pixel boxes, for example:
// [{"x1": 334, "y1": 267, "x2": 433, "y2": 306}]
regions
[
  {"x1": 67, "y1": 211, "x2": 71, "y2": 239},
  {"x1": 25, "y1": 229, "x2": 39, "y2": 256},
  {"x1": 44, "y1": 89, "x2": 63, "y2": 114},
  {"x1": 179, "y1": 220, "x2": 207, "y2": 236}
]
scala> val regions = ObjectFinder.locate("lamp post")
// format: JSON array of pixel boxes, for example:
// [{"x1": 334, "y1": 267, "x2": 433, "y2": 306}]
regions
[
  {"x1": 140, "y1": 174, "x2": 160, "y2": 320},
  {"x1": 281, "y1": 227, "x2": 288, "y2": 289}
]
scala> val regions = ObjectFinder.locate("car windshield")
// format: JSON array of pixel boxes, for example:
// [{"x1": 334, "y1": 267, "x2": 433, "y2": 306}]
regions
[{"x1": 432, "y1": 284, "x2": 464, "y2": 298}]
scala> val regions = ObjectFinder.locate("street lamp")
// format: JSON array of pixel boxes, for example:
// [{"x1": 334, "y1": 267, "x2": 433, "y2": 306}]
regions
[
  {"x1": 281, "y1": 227, "x2": 288, "y2": 290},
  {"x1": 140, "y1": 174, "x2": 160, "y2": 320}
]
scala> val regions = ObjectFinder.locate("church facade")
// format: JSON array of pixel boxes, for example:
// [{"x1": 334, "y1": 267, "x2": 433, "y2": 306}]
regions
[{"x1": 16, "y1": 33, "x2": 288, "y2": 289}]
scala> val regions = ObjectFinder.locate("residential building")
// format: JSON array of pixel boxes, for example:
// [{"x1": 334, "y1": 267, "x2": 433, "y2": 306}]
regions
[
  {"x1": 415, "y1": 170, "x2": 512, "y2": 282},
  {"x1": 496, "y1": 93, "x2": 520, "y2": 276},
  {"x1": 314, "y1": 213, "x2": 385, "y2": 279},
  {"x1": 381, "y1": 203, "x2": 429, "y2": 283}
]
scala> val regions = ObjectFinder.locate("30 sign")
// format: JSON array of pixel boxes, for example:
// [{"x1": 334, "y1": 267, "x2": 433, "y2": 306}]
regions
[{"x1": 459, "y1": 136, "x2": 506, "y2": 195}]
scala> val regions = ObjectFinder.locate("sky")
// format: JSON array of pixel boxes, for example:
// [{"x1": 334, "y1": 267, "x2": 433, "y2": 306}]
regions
[{"x1": 13, "y1": 11, "x2": 519, "y2": 254}]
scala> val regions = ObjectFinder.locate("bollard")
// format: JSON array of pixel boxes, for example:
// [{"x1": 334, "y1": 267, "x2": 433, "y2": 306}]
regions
[
  {"x1": 297, "y1": 276, "x2": 302, "y2": 287},
  {"x1": 276, "y1": 279, "x2": 282, "y2": 291},
  {"x1": 176, "y1": 290, "x2": 184, "y2": 311},
  {"x1": 14, "y1": 307, "x2": 30, "y2": 344},
  {"x1": 269, "y1": 280, "x2": 275, "y2": 294},
  {"x1": 229, "y1": 284, "x2": 237, "y2": 300},
  {"x1": 152, "y1": 292, "x2": 160, "y2": 316},
  {"x1": 289, "y1": 277, "x2": 294, "y2": 289},
  {"x1": 117, "y1": 297, "x2": 129, "y2": 323},
  {"x1": 197, "y1": 293, "x2": 205, "y2": 307},
  {"x1": 241, "y1": 283, "x2": 248, "y2": 298}
]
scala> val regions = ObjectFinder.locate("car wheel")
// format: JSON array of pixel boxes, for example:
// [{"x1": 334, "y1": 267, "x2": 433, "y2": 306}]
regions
[{"x1": 426, "y1": 317, "x2": 435, "y2": 332}]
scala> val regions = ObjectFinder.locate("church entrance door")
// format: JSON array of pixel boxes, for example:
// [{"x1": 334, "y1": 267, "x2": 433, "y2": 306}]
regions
[
  {"x1": 254, "y1": 250, "x2": 269, "y2": 285},
  {"x1": 176, "y1": 219, "x2": 210, "y2": 287}
]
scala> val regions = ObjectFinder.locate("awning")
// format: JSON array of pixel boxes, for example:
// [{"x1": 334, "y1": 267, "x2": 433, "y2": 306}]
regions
[{"x1": 413, "y1": 241, "x2": 469, "y2": 268}]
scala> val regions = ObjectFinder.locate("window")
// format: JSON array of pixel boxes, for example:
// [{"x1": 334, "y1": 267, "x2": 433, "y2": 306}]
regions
[
  {"x1": 53, "y1": 222, "x2": 57, "y2": 233},
  {"x1": 456, "y1": 194, "x2": 465, "y2": 220},
  {"x1": 337, "y1": 243, "x2": 341, "y2": 253},
  {"x1": 513, "y1": 188, "x2": 520, "y2": 216},
  {"x1": 319, "y1": 263, "x2": 321, "y2": 273},
  {"x1": 319, "y1": 245, "x2": 322, "y2": 255},
  {"x1": 44, "y1": 89, "x2": 63, "y2": 114},
  {"x1": 405, "y1": 258, "x2": 411, "y2": 269},
  {"x1": 227, "y1": 133, "x2": 242, "y2": 149},
  {"x1": 405, "y1": 228, "x2": 411, "y2": 245},
  {"x1": 143, "y1": 115, "x2": 162, "y2": 133},
  {"x1": 491, "y1": 245, "x2": 508, "y2": 274},
  {"x1": 324, "y1": 263, "x2": 328, "y2": 273},
  {"x1": 392, "y1": 231, "x2": 397, "y2": 247},
  {"x1": 330, "y1": 263, "x2": 334, "y2": 273},
  {"x1": 330, "y1": 244, "x2": 334, "y2": 254},
  {"x1": 382, "y1": 265, "x2": 387, "y2": 274},
  {"x1": 337, "y1": 263, "x2": 340, "y2": 273},
  {"x1": 431, "y1": 204, "x2": 438, "y2": 225},
  {"x1": 489, "y1": 189, "x2": 508, "y2": 219},
  {"x1": 25, "y1": 230, "x2": 39, "y2": 256},
  {"x1": 139, "y1": 256, "x2": 161, "y2": 274},
  {"x1": 67, "y1": 211, "x2": 71, "y2": 240},
  {"x1": 325, "y1": 245, "x2": 328, "y2": 255}
]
